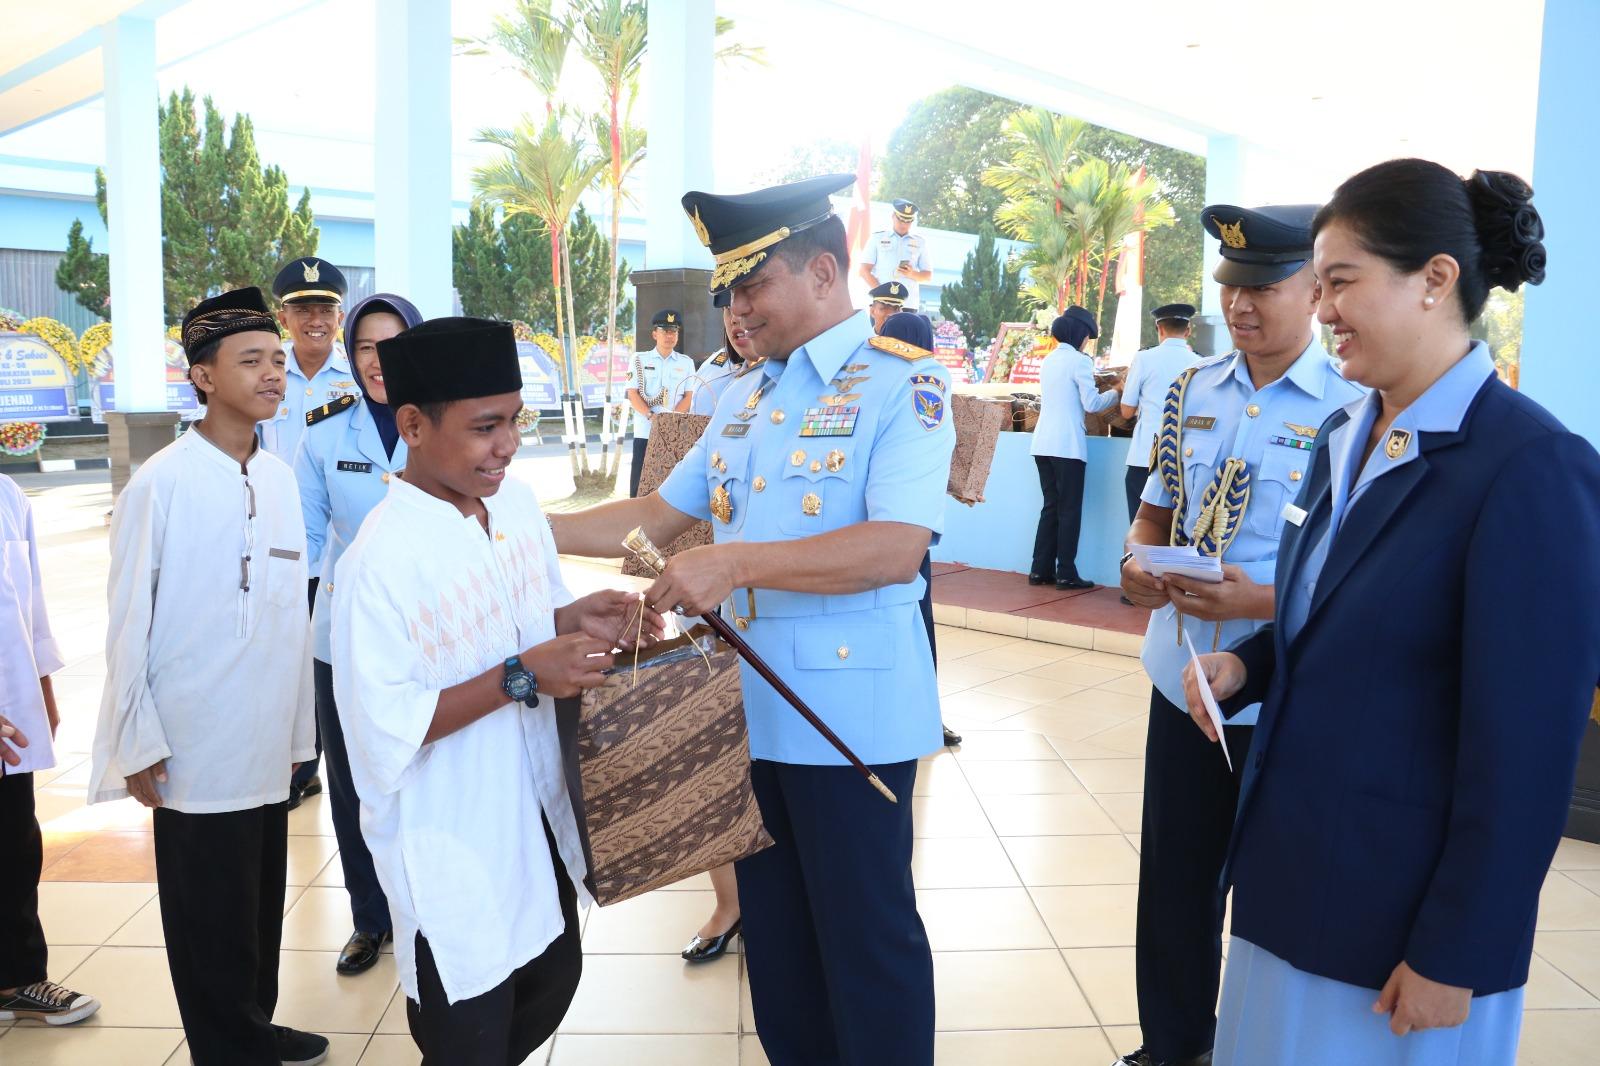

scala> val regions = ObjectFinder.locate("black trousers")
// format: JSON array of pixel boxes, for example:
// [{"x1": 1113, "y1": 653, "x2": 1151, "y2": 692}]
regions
[
  {"x1": 629, "y1": 437, "x2": 649, "y2": 498},
  {"x1": 738, "y1": 759, "x2": 933, "y2": 1066},
  {"x1": 291, "y1": 577, "x2": 322, "y2": 791},
  {"x1": 153, "y1": 803, "x2": 289, "y2": 1066},
  {"x1": 0, "y1": 770, "x2": 47, "y2": 990},
  {"x1": 406, "y1": 820, "x2": 582, "y2": 1065},
  {"x1": 1126, "y1": 464, "x2": 1149, "y2": 524},
  {"x1": 917, "y1": 551, "x2": 937, "y2": 667},
  {"x1": 1032, "y1": 456, "x2": 1087, "y2": 582},
  {"x1": 1135, "y1": 688, "x2": 1254, "y2": 1062},
  {"x1": 314, "y1": 659, "x2": 390, "y2": 935}
]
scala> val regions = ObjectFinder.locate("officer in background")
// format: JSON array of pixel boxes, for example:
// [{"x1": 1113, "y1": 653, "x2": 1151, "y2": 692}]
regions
[
  {"x1": 866, "y1": 280, "x2": 909, "y2": 333},
  {"x1": 264, "y1": 257, "x2": 360, "y2": 467},
  {"x1": 858, "y1": 199, "x2": 933, "y2": 310},
  {"x1": 675, "y1": 307, "x2": 761, "y2": 417},
  {"x1": 550, "y1": 173, "x2": 953, "y2": 1066},
  {"x1": 1111, "y1": 205, "x2": 1364, "y2": 1066},
  {"x1": 626, "y1": 309, "x2": 696, "y2": 497},
  {"x1": 1119, "y1": 304, "x2": 1203, "y2": 521}
]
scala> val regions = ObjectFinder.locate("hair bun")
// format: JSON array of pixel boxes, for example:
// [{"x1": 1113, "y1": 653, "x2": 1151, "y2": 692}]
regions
[{"x1": 1465, "y1": 170, "x2": 1547, "y2": 291}]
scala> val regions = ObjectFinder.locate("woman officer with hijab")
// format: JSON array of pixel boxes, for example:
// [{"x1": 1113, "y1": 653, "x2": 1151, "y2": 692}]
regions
[{"x1": 294, "y1": 293, "x2": 423, "y2": 977}]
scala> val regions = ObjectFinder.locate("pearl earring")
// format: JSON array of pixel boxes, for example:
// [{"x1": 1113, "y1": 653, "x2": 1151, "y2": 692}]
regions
[{"x1": 1423, "y1": 296, "x2": 1435, "y2": 307}]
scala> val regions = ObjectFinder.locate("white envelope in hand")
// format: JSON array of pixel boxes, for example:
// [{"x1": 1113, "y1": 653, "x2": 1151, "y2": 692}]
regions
[{"x1": 1185, "y1": 632, "x2": 1232, "y2": 771}]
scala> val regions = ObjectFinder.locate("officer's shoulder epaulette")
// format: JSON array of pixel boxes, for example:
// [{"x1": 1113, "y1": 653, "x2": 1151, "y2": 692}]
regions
[
  {"x1": 305, "y1": 394, "x2": 358, "y2": 427},
  {"x1": 1191, "y1": 352, "x2": 1234, "y2": 373},
  {"x1": 868, "y1": 335, "x2": 936, "y2": 363},
  {"x1": 709, "y1": 350, "x2": 730, "y2": 367}
]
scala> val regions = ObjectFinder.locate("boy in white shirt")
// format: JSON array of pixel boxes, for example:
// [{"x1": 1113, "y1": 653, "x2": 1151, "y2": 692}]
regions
[
  {"x1": 0, "y1": 473, "x2": 100, "y2": 1027},
  {"x1": 332, "y1": 317, "x2": 658, "y2": 1065},
  {"x1": 88, "y1": 287, "x2": 329, "y2": 1066}
]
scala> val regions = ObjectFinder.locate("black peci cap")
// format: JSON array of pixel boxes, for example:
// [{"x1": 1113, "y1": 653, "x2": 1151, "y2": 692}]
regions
[
  {"x1": 180, "y1": 286, "x2": 279, "y2": 362},
  {"x1": 273, "y1": 257, "x2": 347, "y2": 305},
  {"x1": 377, "y1": 317, "x2": 523, "y2": 410},
  {"x1": 1200, "y1": 204, "x2": 1319, "y2": 287},
  {"x1": 682, "y1": 173, "x2": 854, "y2": 306}
]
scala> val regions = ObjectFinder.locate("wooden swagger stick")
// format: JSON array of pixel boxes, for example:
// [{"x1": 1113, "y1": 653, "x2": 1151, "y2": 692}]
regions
[{"x1": 622, "y1": 527, "x2": 898, "y2": 804}]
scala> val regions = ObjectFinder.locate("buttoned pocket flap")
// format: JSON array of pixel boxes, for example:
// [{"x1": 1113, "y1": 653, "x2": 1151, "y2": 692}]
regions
[
  {"x1": 1182, "y1": 434, "x2": 1222, "y2": 471},
  {"x1": 794, "y1": 623, "x2": 895, "y2": 670},
  {"x1": 1257, "y1": 447, "x2": 1307, "y2": 488}
]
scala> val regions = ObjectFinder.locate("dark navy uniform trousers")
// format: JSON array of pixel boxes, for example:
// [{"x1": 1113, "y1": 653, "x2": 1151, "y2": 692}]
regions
[{"x1": 313, "y1": 659, "x2": 391, "y2": 936}]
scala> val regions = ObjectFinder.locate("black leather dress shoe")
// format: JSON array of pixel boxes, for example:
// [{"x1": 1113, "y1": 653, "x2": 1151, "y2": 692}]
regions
[
  {"x1": 1111, "y1": 1047, "x2": 1213, "y2": 1066},
  {"x1": 336, "y1": 930, "x2": 389, "y2": 975},
  {"x1": 1056, "y1": 577, "x2": 1095, "y2": 591},
  {"x1": 681, "y1": 918, "x2": 741, "y2": 963},
  {"x1": 287, "y1": 775, "x2": 323, "y2": 812},
  {"x1": 942, "y1": 724, "x2": 963, "y2": 746},
  {"x1": 1027, "y1": 572, "x2": 1048, "y2": 585}
]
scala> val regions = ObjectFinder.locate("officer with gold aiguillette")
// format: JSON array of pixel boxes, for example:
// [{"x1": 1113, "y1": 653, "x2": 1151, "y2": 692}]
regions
[
  {"x1": 1111, "y1": 205, "x2": 1364, "y2": 1066},
  {"x1": 548, "y1": 173, "x2": 954, "y2": 1066}
]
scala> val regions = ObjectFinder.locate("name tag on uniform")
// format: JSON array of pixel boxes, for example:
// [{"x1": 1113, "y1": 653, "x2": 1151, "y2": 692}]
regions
[
  {"x1": 721, "y1": 423, "x2": 751, "y2": 438},
  {"x1": 336, "y1": 460, "x2": 372, "y2": 473},
  {"x1": 1281, "y1": 502, "x2": 1308, "y2": 527},
  {"x1": 1184, "y1": 416, "x2": 1217, "y2": 430}
]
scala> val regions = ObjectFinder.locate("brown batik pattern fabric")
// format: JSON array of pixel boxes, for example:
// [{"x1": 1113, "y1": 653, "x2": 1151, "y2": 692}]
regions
[
  {"x1": 577, "y1": 639, "x2": 772, "y2": 905},
  {"x1": 621, "y1": 412, "x2": 715, "y2": 579}
]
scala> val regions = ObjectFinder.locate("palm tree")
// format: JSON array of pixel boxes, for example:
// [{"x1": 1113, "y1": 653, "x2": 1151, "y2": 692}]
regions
[
  {"x1": 1089, "y1": 164, "x2": 1176, "y2": 326},
  {"x1": 474, "y1": 115, "x2": 606, "y2": 480},
  {"x1": 461, "y1": 0, "x2": 570, "y2": 115},
  {"x1": 589, "y1": 110, "x2": 647, "y2": 480}
]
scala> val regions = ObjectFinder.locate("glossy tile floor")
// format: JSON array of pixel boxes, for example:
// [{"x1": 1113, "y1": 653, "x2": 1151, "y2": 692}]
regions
[{"x1": 6, "y1": 474, "x2": 1600, "y2": 1064}]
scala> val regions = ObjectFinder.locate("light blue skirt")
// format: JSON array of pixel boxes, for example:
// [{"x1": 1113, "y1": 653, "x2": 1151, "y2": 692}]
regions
[{"x1": 1215, "y1": 938, "x2": 1525, "y2": 1066}]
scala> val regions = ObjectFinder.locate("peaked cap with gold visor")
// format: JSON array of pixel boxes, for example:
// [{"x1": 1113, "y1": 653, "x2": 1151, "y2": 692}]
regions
[{"x1": 682, "y1": 173, "x2": 856, "y2": 307}]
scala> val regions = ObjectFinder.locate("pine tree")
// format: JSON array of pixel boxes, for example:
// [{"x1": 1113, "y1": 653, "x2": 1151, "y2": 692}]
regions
[
  {"x1": 452, "y1": 203, "x2": 629, "y2": 334},
  {"x1": 55, "y1": 218, "x2": 111, "y2": 319},
  {"x1": 939, "y1": 225, "x2": 1027, "y2": 347}
]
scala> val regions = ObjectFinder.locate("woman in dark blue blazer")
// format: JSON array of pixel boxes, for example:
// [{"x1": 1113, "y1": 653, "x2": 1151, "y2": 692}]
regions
[{"x1": 1186, "y1": 159, "x2": 1600, "y2": 1065}]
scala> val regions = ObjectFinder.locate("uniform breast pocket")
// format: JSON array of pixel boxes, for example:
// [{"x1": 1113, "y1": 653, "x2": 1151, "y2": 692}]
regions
[
  {"x1": 1180, "y1": 435, "x2": 1222, "y2": 503},
  {"x1": 794, "y1": 622, "x2": 895, "y2": 670},
  {"x1": 1248, "y1": 448, "x2": 1308, "y2": 538},
  {"x1": 776, "y1": 444, "x2": 856, "y2": 536},
  {"x1": 707, "y1": 444, "x2": 752, "y2": 535},
  {"x1": 265, "y1": 547, "x2": 304, "y2": 607}
]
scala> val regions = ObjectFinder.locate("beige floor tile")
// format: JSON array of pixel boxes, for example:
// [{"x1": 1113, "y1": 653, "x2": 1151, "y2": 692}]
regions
[
  {"x1": 1102, "y1": 1024, "x2": 1143, "y2": 1054},
  {"x1": 273, "y1": 950, "x2": 399, "y2": 1034},
  {"x1": 1552, "y1": 836, "x2": 1600, "y2": 871},
  {"x1": 280, "y1": 886, "x2": 367, "y2": 952},
  {"x1": 1099, "y1": 672, "x2": 1155, "y2": 698},
  {"x1": 1564, "y1": 867, "x2": 1600, "y2": 898},
  {"x1": 1535, "y1": 931, "x2": 1600, "y2": 997},
  {"x1": 1070, "y1": 651, "x2": 1143, "y2": 672},
  {"x1": 315, "y1": 855, "x2": 348, "y2": 888},
  {"x1": 30, "y1": 789, "x2": 86, "y2": 828},
  {"x1": 914, "y1": 794, "x2": 997, "y2": 838},
  {"x1": 1525, "y1": 953, "x2": 1600, "y2": 1009},
  {"x1": 949, "y1": 731, "x2": 1062, "y2": 761},
  {"x1": 286, "y1": 834, "x2": 341, "y2": 888},
  {"x1": 377, "y1": 986, "x2": 410, "y2": 1034},
  {"x1": 970, "y1": 674, "x2": 1083, "y2": 707},
  {"x1": 1126, "y1": 833, "x2": 1142, "y2": 854},
  {"x1": 1068, "y1": 759, "x2": 1147, "y2": 794},
  {"x1": 583, "y1": 890, "x2": 719, "y2": 955},
  {"x1": 0, "y1": 1026, "x2": 183, "y2": 1066},
  {"x1": 739, "y1": 963, "x2": 754, "y2": 1033},
  {"x1": 931, "y1": 602, "x2": 966, "y2": 628},
  {"x1": 1063, "y1": 946, "x2": 1140, "y2": 1026},
  {"x1": 1045, "y1": 688, "x2": 1152, "y2": 721},
  {"x1": 1025, "y1": 618, "x2": 1095, "y2": 649},
  {"x1": 64, "y1": 946, "x2": 181, "y2": 1028},
  {"x1": 288, "y1": 792, "x2": 338, "y2": 837},
  {"x1": 31, "y1": 756, "x2": 89, "y2": 789},
  {"x1": 1537, "y1": 872, "x2": 1600, "y2": 930},
  {"x1": 1006, "y1": 704, "x2": 1129, "y2": 744},
  {"x1": 1025, "y1": 660, "x2": 1131, "y2": 688},
  {"x1": 1092, "y1": 631, "x2": 1145, "y2": 657},
  {"x1": 935, "y1": 659, "x2": 1012, "y2": 693},
  {"x1": 39, "y1": 794, "x2": 152, "y2": 835},
  {"x1": 938, "y1": 689, "x2": 1035, "y2": 725},
  {"x1": 358, "y1": 1034, "x2": 423, "y2": 1065},
  {"x1": 966, "y1": 609, "x2": 1030, "y2": 638},
  {"x1": 562, "y1": 954, "x2": 738, "y2": 1034},
  {"x1": 37, "y1": 881, "x2": 156, "y2": 946},
  {"x1": 1095, "y1": 793, "x2": 1145, "y2": 834},
  {"x1": 1517, "y1": 1009, "x2": 1600, "y2": 1065},
  {"x1": 1046, "y1": 736, "x2": 1143, "y2": 761},
  {"x1": 1002, "y1": 835, "x2": 1140, "y2": 887},
  {"x1": 913, "y1": 836, "x2": 1021, "y2": 889},
  {"x1": 105, "y1": 894, "x2": 164, "y2": 947},
  {"x1": 40, "y1": 944, "x2": 97, "y2": 985},
  {"x1": 932, "y1": 949, "x2": 1097, "y2": 1029},
  {"x1": 915, "y1": 755, "x2": 975, "y2": 798},
  {"x1": 934, "y1": 1027, "x2": 1114, "y2": 1065},
  {"x1": 980, "y1": 794, "x2": 1120, "y2": 837},
  {"x1": 960, "y1": 760, "x2": 1086, "y2": 796},
  {"x1": 1081, "y1": 716, "x2": 1151, "y2": 756},
  {"x1": 917, "y1": 887, "x2": 1054, "y2": 951},
  {"x1": 937, "y1": 629, "x2": 1019, "y2": 657},
  {"x1": 1032, "y1": 885, "x2": 1138, "y2": 948},
  {"x1": 963, "y1": 643, "x2": 1080, "y2": 673},
  {"x1": 548, "y1": 1034, "x2": 737, "y2": 1065},
  {"x1": 741, "y1": 1034, "x2": 769, "y2": 1065}
]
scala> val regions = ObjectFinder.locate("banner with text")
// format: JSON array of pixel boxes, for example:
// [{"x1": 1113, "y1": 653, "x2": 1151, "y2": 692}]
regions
[{"x1": 0, "y1": 332, "x2": 76, "y2": 422}]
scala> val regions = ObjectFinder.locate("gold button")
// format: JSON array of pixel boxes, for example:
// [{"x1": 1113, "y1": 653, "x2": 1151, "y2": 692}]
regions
[
  {"x1": 279, "y1": 406, "x2": 287, "y2": 417},
  {"x1": 809, "y1": 460, "x2": 822, "y2": 473},
  {"x1": 711, "y1": 451, "x2": 722, "y2": 467},
  {"x1": 381, "y1": 472, "x2": 391, "y2": 483},
  {"x1": 325, "y1": 582, "x2": 333, "y2": 592},
  {"x1": 771, "y1": 409, "x2": 785, "y2": 424},
  {"x1": 802, "y1": 492, "x2": 822, "y2": 516},
  {"x1": 837, "y1": 645, "x2": 850, "y2": 660},
  {"x1": 1184, "y1": 447, "x2": 1194, "y2": 458},
  {"x1": 1246, "y1": 404, "x2": 1261, "y2": 417},
  {"x1": 826, "y1": 450, "x2": 845, "y2": 473},
  {"x1": 753, "y1": 476, "x2": 767, "y2": 492},
  {"x1": 1289, "y1": 469, "x2": 1303, "y2": 482},
  {"x1": 735, "y1": 617, "x2": 750, "y2": 631},
  {"x1": 306, "y1": 387, "x2": 314, "y2": 397},
  {"x1": 790, "y1": 450, "x2": 806, "y2": 467}
]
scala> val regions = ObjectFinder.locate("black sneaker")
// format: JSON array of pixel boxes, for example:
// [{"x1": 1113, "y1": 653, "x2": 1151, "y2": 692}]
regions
[
  {"x1": 287, "y1": 775, "x2": 323, "y2": 812},
  {"x1": 0, "y1": 980, "x2": 100, "y2": 1025},
  {"x1": 1112, "y1": 1048, "x2": 1153, "y2": 1066},
  {"x1": 274, "y1": 1025, "x2": 330, "y2": 1066}
]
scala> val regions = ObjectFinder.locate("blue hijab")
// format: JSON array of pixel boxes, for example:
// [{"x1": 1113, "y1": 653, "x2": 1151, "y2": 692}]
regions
[
  {"x1": 344, "y1": 293, "x2": 423, "y2": 458},
  {"x1": 879, "y1": 310, "x2": 934, "y2": 350}
]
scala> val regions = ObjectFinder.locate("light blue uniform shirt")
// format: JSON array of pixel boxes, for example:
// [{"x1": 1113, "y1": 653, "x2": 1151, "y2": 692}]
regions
[
  {"x1": 1123, "y1": 338, "x2": 1203, "y2": 469},
  {"x1": 631, "y1": 350, "x2": 696, "y2": 439},
  {"x1": 1280, "y1": 343, "x2": 1495, "y2": 646},
  {"x1": 1030, "y1": 345, "x2": 1120, "y2": 461},
  {"x1": 260, "y1": 341, "x2": 360, "y2": 466},
  {"x1": 863, "y1": 229, "x2": 932, "y2": 309},
  {"x1": 659, "y1": 311, "x2": 955, "y2": 766},
  {"x1": 677, "y1": 353, "x2": 746, "y2": 417},
  {"x1": 1139, "y1": 339, "x2": 1365, "y2": 724},
  {"x1": 294, "y1": 398, "x2": 407, "y2": 663}
]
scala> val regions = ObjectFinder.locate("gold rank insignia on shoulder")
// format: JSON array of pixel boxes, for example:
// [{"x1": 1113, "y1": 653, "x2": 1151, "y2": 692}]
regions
[
  {"x1": 305, "y1": 394, "x2": 357, "y2": 426},
  {"x1": 869, "y1": 335, "x2": 932, "y2": 362},
  {"x1": 710, "y1": 351, "x2": 729, "y2": 367},
  {"x1": 711, "y1": 484, "x2": 733, "y2": 524},
  {"x1": 1183, "y1": 415, "x2": 1217, "y2": 430},
  {"x1": 1385, "y1": 429, "x2": 1412, "y2": 460},
  {"x1": 1283, "y1": 421, "x2": 1319, "y2": 439}
]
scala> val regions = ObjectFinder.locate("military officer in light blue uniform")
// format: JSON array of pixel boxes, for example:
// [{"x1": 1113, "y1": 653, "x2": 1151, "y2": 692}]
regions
[
  {"x1": 858, "y1": 199, "x2": 932, "y2": 310},
  {"x1": 550, "y1": 173, "x2": 953, "y2": 1066},
  {"x1": 293, "y1": 293, "x2": 422, "y2": 980},
  {"x1": 1111, "y1": 204, "x2": 1365, "y2": 1066},
  {"x1": 626, "y1": 309, "x2": 696, "y2": 497},
  {"x1": 1119, "y1": 303, "x2": 1203, "y2": 523},
  {"x1": 263, "y1": 257, "x2": 361, "y2": 467}
]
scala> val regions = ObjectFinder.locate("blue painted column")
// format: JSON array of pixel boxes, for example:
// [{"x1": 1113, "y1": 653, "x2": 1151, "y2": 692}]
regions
[
  {"x1": 102, "y1": 15, "x2": 166, "y2": 413},
  {"x1": 1519, "y1": 0, "x2": 1599, "y2": 446},
  {"x1": 643, "y1": 0, "x2": 714, "y2": 270},
  {"x1": 374, "y1": 0, "x2": 453, "y2": 318}
]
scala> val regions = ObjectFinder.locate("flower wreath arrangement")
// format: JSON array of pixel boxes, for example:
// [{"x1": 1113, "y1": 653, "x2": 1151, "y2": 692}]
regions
[{"x1": 1, "y1": 313, "x2": 80, "y2": 457}]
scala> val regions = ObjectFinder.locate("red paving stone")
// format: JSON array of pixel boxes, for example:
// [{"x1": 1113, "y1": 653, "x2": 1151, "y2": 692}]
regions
[
  {"x1": 930, "y1": 562, "x2": 969, "y2": 577},
  {"x1": 933, "y1": 567, "x2": 1151, "y2": 636}
]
